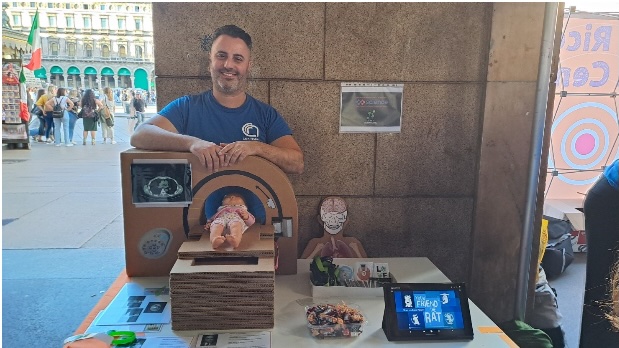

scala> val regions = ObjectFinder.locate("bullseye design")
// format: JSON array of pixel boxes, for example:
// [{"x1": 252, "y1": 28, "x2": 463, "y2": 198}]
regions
[{"x1": 549, "y1": 102, "x2": 618, "y2": 186}]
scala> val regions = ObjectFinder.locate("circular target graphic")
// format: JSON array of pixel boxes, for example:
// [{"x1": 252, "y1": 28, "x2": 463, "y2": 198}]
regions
[{"x1": 549, "y1": 102, "x2": 618, "y2": 186}]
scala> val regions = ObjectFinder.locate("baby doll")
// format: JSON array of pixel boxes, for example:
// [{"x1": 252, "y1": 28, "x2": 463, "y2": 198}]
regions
[{"x1": 204, "y1": 193, "x2": 256, "y2": 249}]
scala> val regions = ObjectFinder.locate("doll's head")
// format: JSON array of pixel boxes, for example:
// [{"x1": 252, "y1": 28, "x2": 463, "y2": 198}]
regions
[{"x1": 222, "y1": 193, "x2": 246, "y2": 206}]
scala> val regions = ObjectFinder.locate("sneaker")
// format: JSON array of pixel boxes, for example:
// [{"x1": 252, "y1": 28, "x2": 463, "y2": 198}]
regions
[
  {"x1": 66, "y1": 143, "x2": 74, "y2": 147},
  {"x1": 55, "y1": 143, "x2": 62, "y2": 147},
  {"x1": 111, "y1": 140, "x2": 117, "y2": 144},
  {"x1": 71, "y1": 141, "x2": 77, "y2": 145}
]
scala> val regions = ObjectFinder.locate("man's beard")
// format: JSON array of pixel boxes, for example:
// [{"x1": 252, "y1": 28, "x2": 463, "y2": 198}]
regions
[{"x1": 213, "y1": 69, "x2": 247, "y2": 95}]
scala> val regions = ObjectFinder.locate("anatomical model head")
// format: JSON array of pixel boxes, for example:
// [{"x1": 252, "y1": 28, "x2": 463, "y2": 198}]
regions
[{"x1": 320, "y1": 197, "x2": 348, "y2": 235}]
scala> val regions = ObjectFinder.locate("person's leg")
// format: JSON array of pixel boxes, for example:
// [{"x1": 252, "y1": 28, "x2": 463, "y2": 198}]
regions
[
  {"x1": 101, "y1": 121, "x2": 108, "y2": 143},
  {"x1": 53, "y1": 118, "x2": 62, "y2": 145},
  {"x1": 83, "y1": 130, "x2": 87, "y2": 145},
  {"x1": 68, "y1": 112, "x2": 77, "y2": 143},
  {"x1": 109, "y1": 118, "x2": 116, "y2": 144},
  {"x1": 62, "y1": 112, "x2": 70, "y2": 145},
  {"x1": 44, "y1": 113, "x2": 53, "y2": 141},
  {"x1": 90, "y1": 130, "x2": 96, "y2": 145},
  {"x1": 580, "y1": 177, "x2": 619, "y2": 347},
  {"x1": 128, "y1": 117, "x2": 137, "y2": 135},
  {"x1": 37, "y1": 116, "x2": 45, "y2": 141}
]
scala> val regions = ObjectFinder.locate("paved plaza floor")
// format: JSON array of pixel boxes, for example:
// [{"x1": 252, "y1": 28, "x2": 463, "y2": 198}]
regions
[{"x1": 2, "y1": 105, "x2": 157, "y2": 347}]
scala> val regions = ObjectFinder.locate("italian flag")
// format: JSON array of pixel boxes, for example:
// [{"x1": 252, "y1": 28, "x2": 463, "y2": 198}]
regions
[{"x1": 23, "y1": 10, "x2": 41, "y2": 71}]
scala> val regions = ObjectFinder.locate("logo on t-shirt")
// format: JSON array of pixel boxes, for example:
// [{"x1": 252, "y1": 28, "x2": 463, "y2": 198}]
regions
[{"x1": 242, "y1": 123, "x2": 259, "y2": 139}]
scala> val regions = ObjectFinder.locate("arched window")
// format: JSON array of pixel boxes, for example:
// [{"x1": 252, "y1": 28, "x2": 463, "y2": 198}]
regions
[
  {"x1": 84, "y1": 43, "x2": 93, "y2": 58},
  {"x1": 119, "y1": 45, "x2": 127, "y2": 58},
  {"x1": 101, "y1": 44, "x2": 110, "y2": 58},
  {"x1": 50, "y1": 42, "x2": 58, "y2": 56},
  {"x1": 135, "y1": 46, "x2": 143, "y2": 59},
  {"x1": 67, "y1": 42, "x2": 76, "y2": 57}
]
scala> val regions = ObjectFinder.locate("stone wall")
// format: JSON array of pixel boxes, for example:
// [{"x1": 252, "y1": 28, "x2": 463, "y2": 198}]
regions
[{"x1": 153, "y1": 2, "x2": 554, "y2": 322}]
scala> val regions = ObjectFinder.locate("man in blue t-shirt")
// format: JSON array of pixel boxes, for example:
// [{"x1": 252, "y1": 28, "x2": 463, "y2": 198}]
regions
[{"x1": 130, "y1": 25, "x2": 304, "y2": 174}]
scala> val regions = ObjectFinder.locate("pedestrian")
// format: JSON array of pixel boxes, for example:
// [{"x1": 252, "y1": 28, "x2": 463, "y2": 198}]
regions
[
  {"x1": 100, "y1": 87, "x2": 116, "y2": 144},
  {"x1": 130, "y1": 24, "x2": 303, "y2": 174},
  {"x1": 80, "y1": 89, "x2": 103, "y2": 145},
  {"x1": 45, "y1": 87, "x2": 74, "y2": 146},
  {"x1": 35, "y1": 85, "x2": 57, "y2": 143},
  {"x1": 31, "y1": 88, "x2": 46, "y2": 142},
  {"x1": 67, "y1": 89, "x2": 80, "y2": 144},
  {"x1": 132, "y1": 92, "x2": 146, "y2": 130}
]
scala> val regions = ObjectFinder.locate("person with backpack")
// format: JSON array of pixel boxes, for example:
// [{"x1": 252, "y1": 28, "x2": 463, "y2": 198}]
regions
[
  {"x1": 44, "y1": 87, "x2": 74, "y2": 147},
  {"x1": 79, "y1": 89, "x2": 103, "y2": 145}
]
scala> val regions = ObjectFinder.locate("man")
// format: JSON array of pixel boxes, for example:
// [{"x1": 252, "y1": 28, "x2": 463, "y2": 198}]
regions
[{"x1": 130, "y1": 25, "x2": 304, "y2": 174}]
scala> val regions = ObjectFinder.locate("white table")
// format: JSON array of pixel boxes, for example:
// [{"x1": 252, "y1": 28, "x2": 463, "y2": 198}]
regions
[
  {"x1": 271, "y1": 258, "x2": 514, "y2": 347},
  {"x1": 83, "y1": 258, "x2": 515, "y2": 347}
]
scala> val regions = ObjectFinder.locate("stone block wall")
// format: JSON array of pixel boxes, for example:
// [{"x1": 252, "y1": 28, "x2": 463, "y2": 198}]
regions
[{"x1": 153, "y1": 2, "x2": 554, "y2": 322}]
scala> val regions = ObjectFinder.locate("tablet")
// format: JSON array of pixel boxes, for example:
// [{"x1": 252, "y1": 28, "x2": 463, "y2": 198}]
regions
[{"x1": 382, "y1": 283, "x2": 474, "y2": 341}]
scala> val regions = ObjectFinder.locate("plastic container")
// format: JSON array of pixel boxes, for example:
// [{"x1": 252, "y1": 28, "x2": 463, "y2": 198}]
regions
[{"x1": 305, "y1": 303, "x2": 366, "y2": 339}]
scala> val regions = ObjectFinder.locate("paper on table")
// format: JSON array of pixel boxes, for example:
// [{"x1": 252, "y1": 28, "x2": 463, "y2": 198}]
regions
[
  {"x1": 193, "y1": 332, "x2": 270, "y2": 348},
  {"x1": 96, "y1": 283, "x2": 171, "y2": 326}
]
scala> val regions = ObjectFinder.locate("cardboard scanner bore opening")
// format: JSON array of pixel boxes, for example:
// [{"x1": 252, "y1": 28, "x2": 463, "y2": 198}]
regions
[{"x1": 192, "y1": 256, "x2": 259, "y2": 266}]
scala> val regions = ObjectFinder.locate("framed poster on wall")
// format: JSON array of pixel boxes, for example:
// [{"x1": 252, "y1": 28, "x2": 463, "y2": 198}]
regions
[{"x1": 340, "y1": 83, "x2": 403, "y2": 133}]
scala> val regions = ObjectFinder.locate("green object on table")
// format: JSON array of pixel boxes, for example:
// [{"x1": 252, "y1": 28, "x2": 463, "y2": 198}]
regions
[{"x1": 107, "y1": 330, "x2": 136, "y2": 345}]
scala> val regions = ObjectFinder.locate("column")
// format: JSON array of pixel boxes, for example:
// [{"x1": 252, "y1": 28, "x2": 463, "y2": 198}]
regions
[{"x1": 79, "y1": 74, "x2": 85, "y2": 90}]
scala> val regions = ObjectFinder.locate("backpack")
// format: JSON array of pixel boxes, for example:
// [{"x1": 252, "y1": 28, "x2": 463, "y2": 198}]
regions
[
  {"x1": 52, "y1": 97, "x2": 65, "y2": 118},
  {"x1": 541, "y1": 215, "x2": 575, "y2": 279},
  {"x1": 80, "y1": 104, "x2": 96, "y2": 119}
]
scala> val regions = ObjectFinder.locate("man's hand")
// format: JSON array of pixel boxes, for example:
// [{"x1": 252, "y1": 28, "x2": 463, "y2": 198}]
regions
[
  {"x1": 218, "y1": 141, "x2": 260, "y2": 167},
  {"x1": 189, "y1": 140, "x2": 226, "y2": 171}
]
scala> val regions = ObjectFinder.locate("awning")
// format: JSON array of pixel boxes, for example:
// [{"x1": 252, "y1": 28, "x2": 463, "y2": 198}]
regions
[
  {"x1": 50, "y1": 66, "x2": 63, "y2": 74},
  {"x1": 67, "y1": 66, "x2": 80, "y2": 75},
  {"x1": 101, "y1": 67, "x2": 114, "y2": 76},
  {"x1": 34, "y1": 67, "x2": 47, "y2": 79},
  {"x1": 84, "y1": 67, "x2": 97, "y2": 75},
  {"x1": 118, "y1": 68, "x2": 131, "y2": 76}
]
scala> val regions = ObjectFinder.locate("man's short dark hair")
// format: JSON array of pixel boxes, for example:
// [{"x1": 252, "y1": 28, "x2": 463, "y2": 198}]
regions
[
  {"x1": 204, "y1": 24, "x2": 252, "y2": 51},
  {"x1": 213, "y1": 25, "x2": 252, "y2": 49}
]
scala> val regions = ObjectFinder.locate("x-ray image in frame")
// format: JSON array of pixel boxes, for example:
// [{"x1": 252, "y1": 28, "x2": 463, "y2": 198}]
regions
[
  {"x1": 131, "y1": 159, "x2": 192, "y2": 207},
  {"x1": 340, "y1": 82, "x2": 403, "y2": 133}
]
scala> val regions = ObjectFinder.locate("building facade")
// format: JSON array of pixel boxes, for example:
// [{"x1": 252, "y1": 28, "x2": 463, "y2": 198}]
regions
[{"x1": 4, "y1": 1, "x2": 154, "y2": 91}]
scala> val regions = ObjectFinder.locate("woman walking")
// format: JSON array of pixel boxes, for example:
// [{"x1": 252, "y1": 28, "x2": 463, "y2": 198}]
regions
[
  {"x1": 45, "y1": 87, "x2": 74, "y2": 147},
  {"x1": 80, "y1": 89, "x2": 103, "y2": 145},
  {"x1": 100, "y1": 87, "x2": 116, "y2": 144},
  {"x1": 67, "y1": 89, "x2": 80, "y2": 144}
]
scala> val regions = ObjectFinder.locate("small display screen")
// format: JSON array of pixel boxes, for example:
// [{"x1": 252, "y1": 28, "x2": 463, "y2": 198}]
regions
[
  {"x1": 383, "y1": 283, "x2": 473, "y2": 341},
  {"x1": 392, "y1": 289, "x2": 465, "y2": 332}
]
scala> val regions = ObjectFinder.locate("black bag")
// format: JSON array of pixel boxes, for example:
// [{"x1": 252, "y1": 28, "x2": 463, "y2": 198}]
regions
[
  {"x1": 541, "y1": 234, "x2": 574, "y2": 279},
  {"x1": 30, "y1": 105, "x2": 43, "y2": 117},
  {"x1": 52, "y1": 97, "x2": 65, "y2": 118}
]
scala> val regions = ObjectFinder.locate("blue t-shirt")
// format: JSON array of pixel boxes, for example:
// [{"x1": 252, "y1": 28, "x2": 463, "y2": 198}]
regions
[
  {"x1": 159, "y1": 90, "x2": 292, "y2": 145},
  {"x1": 604, "y1": 159, "x2": 618, "y2": 190}
]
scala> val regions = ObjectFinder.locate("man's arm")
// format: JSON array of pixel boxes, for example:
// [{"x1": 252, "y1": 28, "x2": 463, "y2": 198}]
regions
[
  {"x1": 130, "y1": 115, "x2": 226, "y2": 170},
  {"x1": 219, "y1": 135, "x2": 304, "y2": 174}
]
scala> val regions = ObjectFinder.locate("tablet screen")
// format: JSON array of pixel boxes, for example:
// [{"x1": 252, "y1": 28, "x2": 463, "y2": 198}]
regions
[{"x1": 383, "y1": 283, "x2": 473, "y2": 340}]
